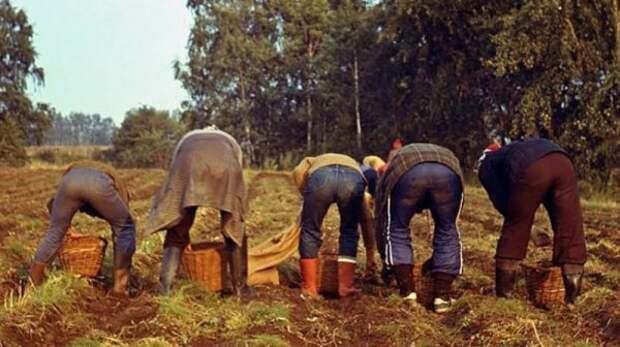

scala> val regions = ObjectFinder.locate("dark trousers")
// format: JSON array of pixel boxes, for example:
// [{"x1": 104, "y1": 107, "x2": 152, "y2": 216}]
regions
[
  {"x1": 381, "y1": 163, "x2": 463, "y2": 276},
  {"x1": 34, "y1": 168, "x2": 136, "y2": 263},
  {"x1": 163, "y1": 207, "x2": 237, "y2": 250},
  {"x1": 300, "y1": 165, "x2": 366, "y2": 260},
  {"x1": 497, "y1": 153, "x2": 586, "y2": 265}
]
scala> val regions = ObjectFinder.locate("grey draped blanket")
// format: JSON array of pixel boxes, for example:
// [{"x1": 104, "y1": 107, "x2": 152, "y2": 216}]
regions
[{"x1": 144, "y1": 130, "x2": 247, "y2": 245}]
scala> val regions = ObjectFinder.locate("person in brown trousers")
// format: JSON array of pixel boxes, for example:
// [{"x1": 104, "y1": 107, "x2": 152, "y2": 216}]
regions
[
  {"x1": 30, "y1": 161, "x2": 135, "y2": 297},
  {"x1": 478, "y1": 138, "x2": 587, "y2": 304}
]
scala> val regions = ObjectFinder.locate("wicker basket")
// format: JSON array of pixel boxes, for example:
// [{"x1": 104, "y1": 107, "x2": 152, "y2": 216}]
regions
[
  {"x1": 521, "y1": 262, "x2": 565, "y2": 308},
  {"x1": 412, "y1": 263, "x2": 434, "y2": 306},
  {"x1": 58, "y1": 233, "x2": 107, "y2": 277},
  {"x1": 182, "y1": 242, "x2": 229, "y2": 292},
  {"x1": 318, "y1": 253, "x2": 339, "y2": 294}
]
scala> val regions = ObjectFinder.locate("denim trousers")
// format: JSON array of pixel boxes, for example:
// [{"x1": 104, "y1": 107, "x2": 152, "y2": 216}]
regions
[
  {"x1": 381, "y1": 163, "x2": 463, "y2": 276},
  {"x1": 300, "y1": 165, "x2": 366, "y2": 260}
]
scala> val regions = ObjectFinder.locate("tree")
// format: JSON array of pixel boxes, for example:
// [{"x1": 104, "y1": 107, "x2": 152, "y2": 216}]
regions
[
  {"x1": 276, "y1": 0, "x2": 331, "y2": 152},
  {"x1": 0, "y1": 0, "x2": 49, "y2": 166},
  {"x1": 44, "y1": 111, "x2": 117, "y2": 145},
  {"x1": 112, "y1": 106, "x2": 185, "y2": 168},
  {"x1": 483, "y1": 0, "x2": 620, "y2": 183},
  {"x1": 176, "y1": 0, "x2": 619, "y2": 182},
  {"x1": 176, "y1": 0, "x2": 279, "y2": 139}
]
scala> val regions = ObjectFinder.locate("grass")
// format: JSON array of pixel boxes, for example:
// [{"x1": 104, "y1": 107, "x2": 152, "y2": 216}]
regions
[
  {"x1": 0, "y1": 167, "x2": 619, "y2": 346},
  {"x1": 152, "y1": 282, "x2": 290, "y2": 345},
  {"x1": 69, "y1": 333, "x2": 176, "y2": 347},
  {"x1": 243, "y1": 334, "x2": 289, "y2": 347},
  {"x1": 0, "y1": 272, "x2": 90, "y2": 344}
]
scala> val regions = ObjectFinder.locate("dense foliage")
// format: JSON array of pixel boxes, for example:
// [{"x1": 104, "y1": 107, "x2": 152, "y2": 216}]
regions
[
  {"x1": 0, "y1": 0, "x2": 50, "y2": 166},
  {"x1": 111, "y1": 106, "x2": 184, "y2": 168},
  {"x1": 177, "y1": 0, "x2": 620, "y2": 182}
]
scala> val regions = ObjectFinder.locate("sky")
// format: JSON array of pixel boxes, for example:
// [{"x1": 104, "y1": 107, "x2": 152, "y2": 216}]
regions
[{"x1": 12, "y1": 0, "x2": 193, "y2": 125}]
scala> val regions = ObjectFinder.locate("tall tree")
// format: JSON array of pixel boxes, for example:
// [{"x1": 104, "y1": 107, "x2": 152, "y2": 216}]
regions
[
  {"x1": 176, "y1": 0, "x2": 279, "y2": 140},
  {"x1": 0, "y1": 0, "x2": 49, "y2": 166},
  {"x1": 276, "y1": 0, "x2": 331, "y2": 152}
]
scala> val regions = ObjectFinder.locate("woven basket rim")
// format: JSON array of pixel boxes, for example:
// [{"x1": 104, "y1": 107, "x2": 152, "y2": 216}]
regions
[{"x1": 185, "y1": 241, "x2": 226, "y2": 254}]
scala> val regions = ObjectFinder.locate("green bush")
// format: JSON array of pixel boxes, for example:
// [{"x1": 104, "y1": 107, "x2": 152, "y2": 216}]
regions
[{"x1": 111, "y1": 106, "x2": 184, "y2": 168}]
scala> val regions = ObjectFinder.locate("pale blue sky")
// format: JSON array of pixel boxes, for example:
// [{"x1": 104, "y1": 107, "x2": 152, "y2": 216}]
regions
[{"x1": 12, "y1": 0, "x2": 192, "y2": 125}]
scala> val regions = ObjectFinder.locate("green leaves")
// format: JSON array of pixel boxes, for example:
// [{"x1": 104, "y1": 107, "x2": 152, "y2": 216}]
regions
[
  {"x1": 176, "y1": 0, "x2": 619, "y2": 180},
  {"x1": 0, "y1": 0, "x2": 50, "y2": 166},
  {"x1": 112, "y1": 106, "x2": 185, "y2": 168}
]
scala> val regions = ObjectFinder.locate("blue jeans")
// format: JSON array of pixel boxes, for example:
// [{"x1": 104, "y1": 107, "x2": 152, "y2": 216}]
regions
[
  {"x1": 300, "y1": 165, "x2": 366, "y2": 260},
  {"x1": 381, "y1": 163, "x2": 463, "y2": 276},
  {"x1": 34, "y1": 168, "x2": 136, "y2": 263}
]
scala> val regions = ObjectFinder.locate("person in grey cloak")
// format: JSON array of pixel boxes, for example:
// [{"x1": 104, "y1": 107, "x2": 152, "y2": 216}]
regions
[{"x1": 144, "y1": 127, "x2": 249, "y2": 295}]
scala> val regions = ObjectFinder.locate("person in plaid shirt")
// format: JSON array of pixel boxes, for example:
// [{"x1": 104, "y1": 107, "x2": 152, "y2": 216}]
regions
[{"x1": 375, "y1": 143, "x2": 464, "y2": 313}]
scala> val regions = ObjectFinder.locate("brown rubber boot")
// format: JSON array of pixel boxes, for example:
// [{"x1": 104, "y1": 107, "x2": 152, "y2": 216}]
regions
[
  {"x1": 300, "y1": 258, "x2": 319, "y2": 298},
  {"x1": 29, "y1": 261, "x2": 47, "y2": 286},
  {"x1": 338, "y1": 261, "x2": 361, "y2": 297}
]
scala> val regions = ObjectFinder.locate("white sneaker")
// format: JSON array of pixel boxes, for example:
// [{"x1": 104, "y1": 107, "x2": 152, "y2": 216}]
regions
[
  {"x1": 433, "y1": 297, "x2": 455, "y2": 313},
  {"x1": 403, "y1": 292, "x2": 418, "y2": 303}
]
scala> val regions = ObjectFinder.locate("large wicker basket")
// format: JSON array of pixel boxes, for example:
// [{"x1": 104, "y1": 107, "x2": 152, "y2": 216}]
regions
[
  {"x1": 412, "y1": 263, "x2": 434, "y2": 306},
  {"x1": 318, "y1": 253, "x2": 339, "y2": 294},
  {"x1": 182, "y1": 242, "x2": 229, "y2": 292},
  {"x1": 521, "y1": 262, "x2": 565, "y2": 308},
  {"x1": 58, "y1": 233, "x2": 107, "y2": 277}
]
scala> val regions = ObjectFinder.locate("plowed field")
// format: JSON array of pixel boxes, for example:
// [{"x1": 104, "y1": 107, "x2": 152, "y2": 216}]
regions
[{"x1": 0, "y1": 167, "x2": 618, "y2": 346}]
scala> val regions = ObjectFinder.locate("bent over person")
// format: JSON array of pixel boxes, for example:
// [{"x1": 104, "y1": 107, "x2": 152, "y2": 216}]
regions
[
  {"x1": 292, "y1": 153, "x2": 376, "y2": 298},
  {"x1": 144, "y1": 127, "x2": 249, "y2": 296},
  {"x1": 30, "y1": 161, "x2": 136, "y2": 296},
  {"x1": 478, "y1": 138, "x2": 586, "y2": 304},
  {"x1": 375, "y1": 143, "x2": 464, "y2": 313}
]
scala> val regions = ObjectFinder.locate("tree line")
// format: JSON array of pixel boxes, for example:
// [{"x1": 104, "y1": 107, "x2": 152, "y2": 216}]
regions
[
  {"x1": 175, "y1": 0, "x2": 619, "y2": 183},
  {"x1": 1, "y1": 0, "x2": 618, "y2": 185},
  {"x1": 44, "y1": 110, "x2": 117, "y2": 146}
]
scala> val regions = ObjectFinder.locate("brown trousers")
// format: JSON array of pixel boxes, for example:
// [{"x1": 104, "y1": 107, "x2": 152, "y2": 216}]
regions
[{"x1": 496, "y1": 153, "x2": 586, "y2": 265}]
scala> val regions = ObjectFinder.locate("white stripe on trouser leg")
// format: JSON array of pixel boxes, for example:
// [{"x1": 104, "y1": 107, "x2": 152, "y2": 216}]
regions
[
  {"x1": 385, "y1": 196, "x2": 394, "y2": 266},
  {"x1": 338, "y1": 256, "x2": 357, "y2": 264},
  {"x1": 455, "y1": 192, "x2": 464, "y2": 275}
]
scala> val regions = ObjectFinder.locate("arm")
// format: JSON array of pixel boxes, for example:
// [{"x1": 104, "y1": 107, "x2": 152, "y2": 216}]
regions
[
  {"x1": 360, "y1": 193, "x2": 377, "y2": 271},
  {"x1": 291, "y1": 157, "x2": 314, "y2": 194},
  {"x1": 478, "y1": 155, "x2": 509, "y2": 216}
]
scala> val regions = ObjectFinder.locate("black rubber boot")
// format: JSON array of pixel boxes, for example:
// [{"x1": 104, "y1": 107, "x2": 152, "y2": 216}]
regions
[
  {"x1": 159, "y1": 246, "x2": 182, "y2": 295},
  {"x1": 432, "y1": 272, "x2": 456, "y2": 313},
  {"x1": 393, "y1": 264, "x2": 414, "y2": 297},
  {"x1": 561, "y1": 264, "x2": 584, "y2": 304},
  {"x1": 433, "y1": 272, "x2": 455, "y2": 301},
  {"x1": 495, "y1": 258, "x2": 519, "y2": 298},
  {"x1": 495, "y1": 268, "x2": 518, "y2": 298},
  {"x1": 381, "y1": 265, "x2": 395, "y2": 287},
  {"x1": 226, "y1": 236, "x2": 251, "y2": 296}
]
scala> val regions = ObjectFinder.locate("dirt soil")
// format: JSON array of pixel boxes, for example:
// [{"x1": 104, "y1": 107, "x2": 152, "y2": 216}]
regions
[{"x1": 0, "y1": 167, "x2": 619, "y2": 346}]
